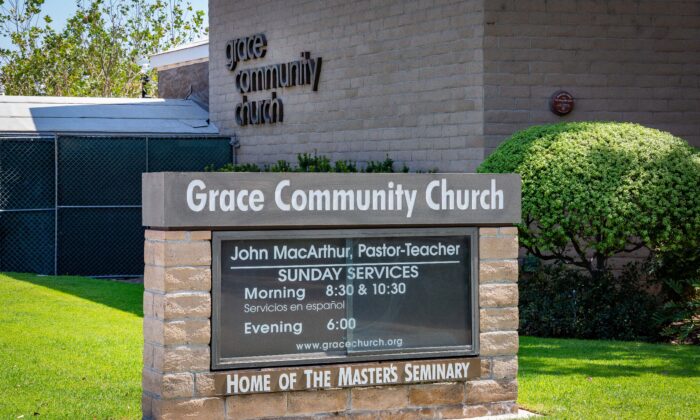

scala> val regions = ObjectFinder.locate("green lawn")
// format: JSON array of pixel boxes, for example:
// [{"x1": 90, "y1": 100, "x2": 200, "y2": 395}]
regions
[
  {"x1": 518, "y1": 336, "x2": 700, "y2": 419},
  {"x1": 0, "y1": 272, "x2": 143, "y2": 419},
  {"x1": 0, "y1": 272, "x2": 698, "y2": 419}
]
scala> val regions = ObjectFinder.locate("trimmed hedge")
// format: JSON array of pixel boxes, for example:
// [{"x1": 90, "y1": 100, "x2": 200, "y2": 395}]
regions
[
  {"x1": 480, "y1": 122, "x2": 700, "y2": 342},
  {"x1": 519, "y1": 263, "x2": 658, "y2": 341},
  {"x1": 478, "y1": 122, "x2": 700, "y2": 277}
]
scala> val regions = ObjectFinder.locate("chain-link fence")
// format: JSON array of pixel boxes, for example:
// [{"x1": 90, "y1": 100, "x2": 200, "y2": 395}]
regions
[{"x1": 0, "y1": 135, "x2": 232, "y2": 276}]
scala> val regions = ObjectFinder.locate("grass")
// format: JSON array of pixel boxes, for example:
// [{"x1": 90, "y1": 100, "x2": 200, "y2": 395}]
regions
[
  {"x1": 518, "y1": 336, "x2": 700, "y2": 419},
  {"x1": 0, "y1": 272, "x2": 143, "y2": 419},
  {"x1": 0, "y1": 272, "x2": 698, "y2": 419}
]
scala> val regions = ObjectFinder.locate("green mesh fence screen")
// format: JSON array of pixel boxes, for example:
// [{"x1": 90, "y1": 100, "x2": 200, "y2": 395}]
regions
[
  {"x1": 0, "y1": 138, "x2": 54, "y2": 210},
  {"x1": 57, "y1": 207, "x2": 143, "y2": 276},
  {"x1": 0, "y1": 138, "x2": 55, "y2": 273},
  {"x1": 0, "y1": 210, "x2": 55, "y2": 273},
  {"x1": 148, "y1": 137, "x2": 233, "y2": 172},
  {"x1": 59, "y1": 136, "x2": 147, "y2": 206},
  {"x1": 0, "y1": 135, "x2": 231, "y2": 276}
]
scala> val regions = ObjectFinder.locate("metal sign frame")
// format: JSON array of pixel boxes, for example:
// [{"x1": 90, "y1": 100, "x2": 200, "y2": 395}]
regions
[{"x1": 211, "y1": 227, "x2": 479, "y2": 370}]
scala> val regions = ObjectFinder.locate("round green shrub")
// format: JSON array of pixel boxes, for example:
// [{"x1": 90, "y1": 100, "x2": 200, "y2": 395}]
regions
[{"x1": 478, "y1": 122, "x2": 700, "y2": 275}]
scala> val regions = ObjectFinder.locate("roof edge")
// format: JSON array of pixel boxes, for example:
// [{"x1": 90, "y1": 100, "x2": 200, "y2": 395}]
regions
[{"x1": 150, "y1": 39, "x2": 209, "y2": 70}]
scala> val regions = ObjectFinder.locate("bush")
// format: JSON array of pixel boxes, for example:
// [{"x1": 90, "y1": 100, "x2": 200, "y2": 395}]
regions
[
  {"x1": 649, "y1": 252, "x2": 700, "y2": 343},
  {"x1": 207, "y1": 153, "x2": 410, "y2": 173},
  {"x1": 478, "y1": 122, "x2": 700, "y2": 278},
  {"x1": 519, "y1": 263, "x2": 659, "y2": 341},
  {"x1": 653, "y1": 280, "x2": 700, "y2": 344}
]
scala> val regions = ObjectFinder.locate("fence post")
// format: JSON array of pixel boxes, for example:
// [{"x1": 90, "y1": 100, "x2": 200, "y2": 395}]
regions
[{"x1": 54, "y1": 134, "x2": 59, "y2": 275}]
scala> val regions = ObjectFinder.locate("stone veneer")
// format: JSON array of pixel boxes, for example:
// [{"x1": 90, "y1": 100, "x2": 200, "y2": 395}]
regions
[{"x1": 142, "y1": 227, "x2": 519, "y2": 419}]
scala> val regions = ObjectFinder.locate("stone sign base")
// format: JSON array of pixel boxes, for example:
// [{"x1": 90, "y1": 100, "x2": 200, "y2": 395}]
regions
[{"x1": 142, "y1": 227, "x2": 519, "y2": 419}]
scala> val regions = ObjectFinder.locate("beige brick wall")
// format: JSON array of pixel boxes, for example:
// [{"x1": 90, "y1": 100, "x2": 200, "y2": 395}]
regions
[
  {"x1": 142, "y1": 228, "x2": 519, "y2": 419},
  {"x1": 483, "y1": 0, "x2": 700, "y2": 154},
  {"x1": 157, "y1": 61, "x2": 210, "y2": 108},
  {"x1": 209, "y1": 0, "x2": 486, "y2": 172},
  {"x1": 209, "y1": 0, "x2": 699, "y2": 173}
]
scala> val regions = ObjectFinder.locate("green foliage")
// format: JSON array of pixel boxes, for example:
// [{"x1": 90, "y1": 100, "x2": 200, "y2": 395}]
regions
[
  {"x1": 519, "y1": 263, "x2": 659, "y2": 341},
  {"x1": 478, "y1": 122, "x2": 700, "y2": 277},
  {"x1": 268, "y1": 159, "x2": 294, "y2": 172},
  {"x1": 364, "y1": 156, "x2": 395, "y2": 173},
  {"x1": 333, "y1": 159, "x2": 358, "y2": 173},
  {"x1": 649, "y1": 252, "x2": 700, "y2": 343},
  {"x1": 206, "y1": 162, "x2": 261, "y2": 172},
  {"x1": 415, "y1": 168, "x2": 438, "y2": 174},
  {"x1": 0, "y1": 0, "x2": 207, "y2": 97},
  {"x1": 653, "y1": 280, "x2": 700, "y2": 344},
  {"x1": 207, "y1": 153, "x2": 405, "y2": 173},
  {"x1": 297, "y1": 152, "x2": 333, "y2": 172}
]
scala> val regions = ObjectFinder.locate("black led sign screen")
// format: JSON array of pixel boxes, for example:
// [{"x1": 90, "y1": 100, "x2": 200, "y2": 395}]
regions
[{"x1": 211, "y1": 228, "x2": 479, "y2": 369}]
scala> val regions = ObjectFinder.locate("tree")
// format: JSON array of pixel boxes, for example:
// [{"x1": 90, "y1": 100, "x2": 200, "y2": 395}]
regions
[
  {"x1": 478, "y1": 122, "x2": 700, "y2": 278},
  {"x1": 0, "y1": 0, "x2": 207, "y2": 97}
]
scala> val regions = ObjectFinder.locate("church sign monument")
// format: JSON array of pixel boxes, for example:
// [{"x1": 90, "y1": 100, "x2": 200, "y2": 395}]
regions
[{"x1": 142, "y1": 172, "x2": 521, "y2": 419}]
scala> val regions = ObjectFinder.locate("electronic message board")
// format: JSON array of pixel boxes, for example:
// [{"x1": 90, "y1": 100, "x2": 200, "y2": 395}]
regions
[{"x1": 212, "y1": 228, "x2": 478, "y2": 369}]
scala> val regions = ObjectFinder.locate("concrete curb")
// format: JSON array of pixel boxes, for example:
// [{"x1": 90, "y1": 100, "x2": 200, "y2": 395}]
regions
[{"x1": 463, "y1": 408, "x2": 540, "y2": 419}]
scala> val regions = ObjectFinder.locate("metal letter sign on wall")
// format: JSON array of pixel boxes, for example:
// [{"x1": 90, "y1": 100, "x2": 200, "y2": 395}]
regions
[{"x1": 226, "y1": 33, "x2": 323, "y2": 126}]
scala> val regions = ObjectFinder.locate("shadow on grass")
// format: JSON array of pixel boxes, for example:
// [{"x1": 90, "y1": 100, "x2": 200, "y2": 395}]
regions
[
  {"x1": 5, "y1": 272, "x2": 143, "y2": 317},
  {"x1": 519, "y1": 336, "x2": 700, "y2": 379}
]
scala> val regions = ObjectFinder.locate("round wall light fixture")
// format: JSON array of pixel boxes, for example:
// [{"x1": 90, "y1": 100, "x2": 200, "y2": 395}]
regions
[{"x1": 550, "y1": 90, "x2": 574, "y2": 116}]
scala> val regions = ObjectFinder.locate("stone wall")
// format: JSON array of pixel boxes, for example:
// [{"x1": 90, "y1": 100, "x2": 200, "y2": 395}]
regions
[
  {"x1": 141, "y1": 227, "x2": 519, "y2": 419},
  {"x1": 209, "y1": 0, "x2": 486, "y2": 172},
  {"x1": 483, "y1": 0, "x2": 700, "y2": 154},
  {"x1": 157, "y1": 61, "x2": 210, "y2": 109}
]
